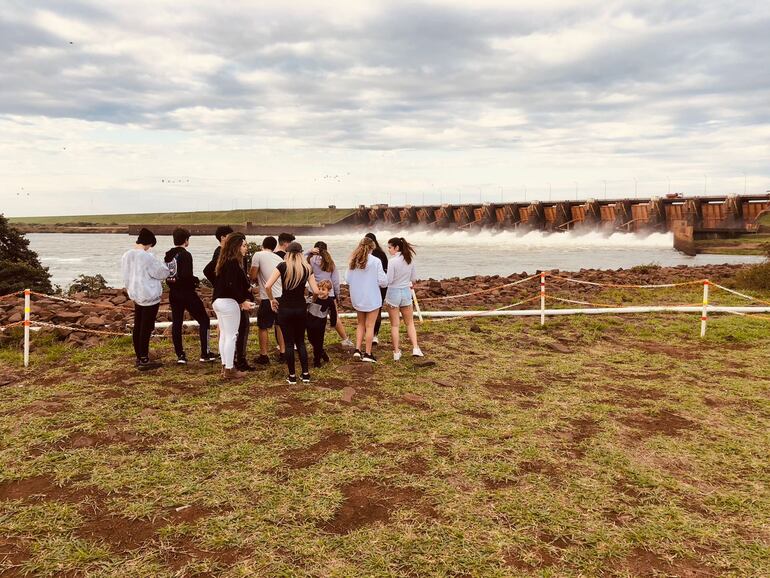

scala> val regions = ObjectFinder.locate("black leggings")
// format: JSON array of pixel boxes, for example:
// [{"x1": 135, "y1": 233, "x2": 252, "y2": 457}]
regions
[
  {"x1": 170, "y1": 292, "x2": 210, "y2": 358},
  {"x1": 236, "y1": 310, "x2": 250, "y2": 364},
  {"x1": 373, "y1": 287, "x2": 387, "y2": 336},
  {"x1": 133, "y1": 303, "x2": 160, "y2": 361},
  {"x1": 278, "y1": 306, "x2": 308, "y2": 375},
  {"x1": 306, "y1": 314, "x2": 327, "y2": 363}
]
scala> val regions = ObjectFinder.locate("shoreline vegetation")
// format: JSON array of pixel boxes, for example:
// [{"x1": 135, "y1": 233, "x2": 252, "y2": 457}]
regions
[
  {"x1": 1, "y1": 263, "x2": 769, "y2": 576},
  {"x1": 10, "y1": 209, "x2": 770, "y2": 255}
]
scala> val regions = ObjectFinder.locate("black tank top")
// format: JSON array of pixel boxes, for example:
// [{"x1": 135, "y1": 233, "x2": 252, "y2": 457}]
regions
[{"x1": 276, "y1": 262, "x2": 309, "y2": 308}]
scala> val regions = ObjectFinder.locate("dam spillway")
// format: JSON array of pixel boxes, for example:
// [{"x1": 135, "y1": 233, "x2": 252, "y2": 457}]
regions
[{"x1": 342, "y1": 194, "x2": 770, "y2": 237}]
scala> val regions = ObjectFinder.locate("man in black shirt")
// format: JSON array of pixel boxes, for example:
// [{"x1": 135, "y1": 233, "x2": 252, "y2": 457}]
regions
[
  {"x1": 275, "y1": 232, "x2": 295, "y2": 259},
  {"x1": 165, "y1": 228, "x2": 217, "y2": 364}
]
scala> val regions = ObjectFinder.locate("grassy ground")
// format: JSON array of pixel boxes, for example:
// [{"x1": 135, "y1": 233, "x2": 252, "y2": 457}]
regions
[
  {"x1": 1, "y1": 307, "x2": 769, "y2": 576},
  {"x1": 7, "y1": 209, "x2": 355, "y2": 227},
  {"x1": 694, "y1": 234, "x2": 770, "y2": 256}
]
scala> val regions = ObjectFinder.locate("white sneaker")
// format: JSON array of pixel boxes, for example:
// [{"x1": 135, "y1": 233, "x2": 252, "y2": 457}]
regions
[
  {"x1": 341, "y1": 338, "x2": 354, "y2": 347},
  {"x1": 393, "y1": 350, "x2": 402, "y2": 361},
  {"x1": 412, "y1": 347, "x2": 424, "y2": 357},
  {"x1": 372, "y1": 336, "x2": 379, "y2": 345}
]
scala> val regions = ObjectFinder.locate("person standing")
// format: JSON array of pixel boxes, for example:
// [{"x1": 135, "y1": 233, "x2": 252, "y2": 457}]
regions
[
  {"x1": 306, "y1": 280, "x2": 334, "y2": 367},
  {"x1": 306, "y1": 241, "x2": 353, "y2": 347},
  {"x1": 275, "y1": 232, "x2": 295, "y2": 259},
  {"x1": 346, "y1": 237, "x2": 387, "y2": 362},
  {"x1": 265, "y1": 242, "x2": 319, "y2": 384},
  {"x1": 385, "y1": 237, "x2": 423, "y2": 360},
  {"x1": 211, "y1": 233, "x2": 254, "y2": 379},
  {"x1": 365, "y1": 232, "x2": 388, "y2": 345},
  {"x1": 164, "y1": 228, "x2": 218, "y2": 364},
  {"x1": 121, "y1": 227, "x2": 176, "y2": 371},
  {"x1": 249, "y1": 236, "x2": 286, "y2": 365}
]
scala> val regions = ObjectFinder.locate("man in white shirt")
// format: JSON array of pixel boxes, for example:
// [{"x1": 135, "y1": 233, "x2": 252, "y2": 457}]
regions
[{"x1": 249, "y1": 236, "x2": 286, "y2": 364}]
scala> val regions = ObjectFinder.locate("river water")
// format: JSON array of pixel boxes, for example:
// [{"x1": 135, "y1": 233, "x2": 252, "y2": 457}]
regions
[{"x1": 27, "y1": 231, "x2": 763, "y2": 289}]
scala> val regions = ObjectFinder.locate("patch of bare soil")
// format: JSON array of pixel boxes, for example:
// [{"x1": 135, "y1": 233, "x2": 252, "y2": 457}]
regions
[
  {"x1": 519, "y1": 459, "x2": 559, "y2": 478},
  {"x1": 619, "y1": 546, "x2": 717, "y2": 577},
  {"x1": 634, "y1": 342, "x2": 700, "y2": 360},
  {"x1": 283, "y1": 431, "x2": 351, "y2": 469},
  {"x1": 621, "y1": 410, "x2": 695, "y2": 437},
  {"x1": 163, "y1": 541, "x2": 246, "y2": 573},
  {"x1": 319, "y1": 479, "x2": 436, "y2": 535},
  {"x1": 0, "y1": 537, "x2": 30, "y2": 578},
  {"x1": 45, "y1": 425, "x2": 160, "y2": 452},
  {"x1": 76, "y1": 513, "x2": 163, "y2": 551},
  {"x1": 23, "y1": 399, "x2": 68, "y2": 416},
  {"x1": 0, "y1": 475, "x2": 105, "y2": 503},
  {"x1": 275, "y1": 398, "x2": 319, "y2": 417},
  {"x1": 552, "y1": 418, "x2": 599, "y2": 459},
  {"x1": 400, "y1": 455, "x2": 429, "y2": 475},
  {"x1": 484, "y1": 380, "x2": 543, "y2": 398},
  {"x1": 98, "y1": 389, "x2": 125, "y2": 399},
  {"x1": 613, "y1": 479, "x2": 650, "y2": 505},
  {"x1": 462, "y1": 410, "x2": 492, "y2": 419}
]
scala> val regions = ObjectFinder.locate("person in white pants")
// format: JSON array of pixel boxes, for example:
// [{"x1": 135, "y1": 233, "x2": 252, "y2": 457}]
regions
[{"x1": 211, "y1": 233, "x2": 255, "y2": 378}]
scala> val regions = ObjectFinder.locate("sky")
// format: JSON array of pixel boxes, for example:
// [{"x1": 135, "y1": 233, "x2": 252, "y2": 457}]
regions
[{"x1": 2, "y1": 0, "x2": 770, "y2": 217}]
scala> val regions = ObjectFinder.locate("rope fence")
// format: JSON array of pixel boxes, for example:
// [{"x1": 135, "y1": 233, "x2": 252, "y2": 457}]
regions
[{"x1": 3, "y1": 272, "x2": 770, "y2": 367}]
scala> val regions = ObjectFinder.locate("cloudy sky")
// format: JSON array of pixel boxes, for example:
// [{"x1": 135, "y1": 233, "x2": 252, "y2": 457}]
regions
[{"x1": 2, "y1": 0, "x2": 769, "y2": 217}]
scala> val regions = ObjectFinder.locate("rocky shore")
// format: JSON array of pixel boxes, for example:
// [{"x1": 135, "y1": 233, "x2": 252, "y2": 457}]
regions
[{"x1": 0, "y1": 264, "x2": 751, "y2": 346}]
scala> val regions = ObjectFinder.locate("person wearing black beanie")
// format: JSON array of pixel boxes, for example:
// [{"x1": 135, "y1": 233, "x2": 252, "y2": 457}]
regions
[{"x1": 121, "y1": 228, "x2": 176, "y2": 370}]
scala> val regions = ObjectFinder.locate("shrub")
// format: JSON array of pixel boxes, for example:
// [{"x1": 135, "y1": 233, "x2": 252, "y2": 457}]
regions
[
  {"x1": 67, "y1": 274, "x2": 108, "y2": 297},
  {"x1": 733, "y1": 244, "x2": 770, "y2": 290},
  {"x1": 629, "y1": 262, "x2": 661, "y2": 274},
  {"x1": 0, "y1": 214, "x2": 52, "y2": 294}
]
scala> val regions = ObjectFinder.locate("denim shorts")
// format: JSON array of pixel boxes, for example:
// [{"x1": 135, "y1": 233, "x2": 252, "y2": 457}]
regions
[{"x1": 385, "y1": 287, "x2": 413, "y2": 308}]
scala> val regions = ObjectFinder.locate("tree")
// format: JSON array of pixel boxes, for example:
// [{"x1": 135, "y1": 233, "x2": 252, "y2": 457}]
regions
[{"x1": 0, "y1": 213, "x2": 52, "y2": 294}]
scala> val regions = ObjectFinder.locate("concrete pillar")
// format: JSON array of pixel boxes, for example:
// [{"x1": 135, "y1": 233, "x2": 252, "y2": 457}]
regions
[
  {"x1": 647, "y1": 197, "x2": 667, "y2": 231},
  {"x1": 552, "y1": 202, "x2": 573, "y2": 230},
  {"x1": 527, "y1": 201, "x2": 546, "y2": 230}
]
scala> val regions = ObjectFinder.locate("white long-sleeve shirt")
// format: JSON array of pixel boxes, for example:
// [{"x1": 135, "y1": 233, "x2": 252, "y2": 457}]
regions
[
  {"x1": 346, "y1": 254, "x2": 387, "y2": 312},
  {"x1": 121, "y1": 248, "x2": 174, "y2": 306},
  {"x1": 386, "y1": 253, "x2": 417, "y2": 289},
  {"x1": 308, "y1": 254, "x2": 341, "y2": 298}
]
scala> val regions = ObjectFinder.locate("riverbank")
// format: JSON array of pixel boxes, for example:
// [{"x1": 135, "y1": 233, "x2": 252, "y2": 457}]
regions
[{"x1": 1, "y1": 291, "x2": 767, "y2": 576}]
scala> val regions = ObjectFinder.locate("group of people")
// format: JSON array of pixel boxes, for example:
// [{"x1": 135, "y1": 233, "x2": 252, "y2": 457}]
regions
[{"x1": 120, "y1": 226, "x2": 423, "y2": 383}]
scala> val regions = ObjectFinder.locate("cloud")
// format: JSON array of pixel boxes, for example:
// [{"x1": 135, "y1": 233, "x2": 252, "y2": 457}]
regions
[{"x1": 1, "y1": 0, "x2": 770, "y2": 215}]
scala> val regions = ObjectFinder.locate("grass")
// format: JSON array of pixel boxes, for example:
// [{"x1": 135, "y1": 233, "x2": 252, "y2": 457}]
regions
[
  {"x1": 8, "y1": 208, "x2": 355, "y2": 227},
  {"x1": 1, "y1": 301, "x2": 769, "y2": 576},
  {"x1": 694, "y1": 234, "x2": 770, "y2": 256}
]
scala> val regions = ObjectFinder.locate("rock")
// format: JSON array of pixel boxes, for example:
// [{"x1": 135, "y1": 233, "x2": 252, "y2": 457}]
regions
[
  {"x1": 547, "y1": 341, "x2": 572, "y2": 354},
  {"x1": 434, "y1": 380, "x2": 454, "y2": 388},
  {"x1": 402, "y1": 393, "x2": 426, "y2": 406},
  {"x1": 7, "y1": 312, "x2": 22, "y2": 324},
  {"x1": 55, "y1": 311, "x2": 84, "y2": 321},
  {"x1": 414, "y1": 359, "x2": 437, "y2": 368},
  {"x1": 82, "y1": 316, "x2": 107, "y2": 329},
  {"x1": 110, "y1": 295, "x2": 128, "y2": 305},
  {"x1": 341, "y1": 387, "x2": 356, "y2": 403},
  {"x1": 469, "y1": 324, "x2": 483, "y2": 333}
]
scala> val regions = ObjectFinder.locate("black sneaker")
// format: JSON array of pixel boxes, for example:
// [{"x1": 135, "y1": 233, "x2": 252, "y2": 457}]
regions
[
  {"x1": 255, "y1": 354, "x2": 270, "y2": 365},
  {"x1": 313, "y1": 359, "x2": 323, "y2": 368},
  {"x1": 321, "y1": 351, "x2": 330, "y2": 363},
  {"x1": 177, "y1": 354, "x2": 188, "y2": 365},
  {"x1": 200, "y1": 352, "x2": 219, "y2": 363},
  {"x1": 236, "y1": 360, "x2": 256, "y2": 372},
  {"x1": 361, "y1": 353, "x2": 377, "y2": 363},
  {"x1": 353, "y1": 349, "x2": 362, "y2": 359},
  {"x1": 276, "y1": 352, "x2": 286, "y2": 363},
  {"x1": 137, "y1": 358, "x2": 162, "y2": 371},
  {"x1": 286, "y1": 374, "x2": 297, "y2": 384},
  {"x1": 300, "y1": 372, "x2": 311, "y2": 383}
]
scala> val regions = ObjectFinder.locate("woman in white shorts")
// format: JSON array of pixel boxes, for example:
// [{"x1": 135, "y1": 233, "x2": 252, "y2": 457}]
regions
[{"x1": 384, "y1": 237, "x2": 423, "y2": 360}]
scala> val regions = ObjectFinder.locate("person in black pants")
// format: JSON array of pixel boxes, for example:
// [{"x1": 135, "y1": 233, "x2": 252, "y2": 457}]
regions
[
  {"x1": 306, "y1": 280, "x2": 333, "y2": 367},
  {"x1": 204, "y1": 226, "x2": 253, "y2": 371},
  {"x1": 365, "y1": 232, "x2": 388, "y2": 344},
  {"x1": 132, "y1": 302, "x2": 160, "y2": 365},
  {"x1": 165, "y1": 228, "x2": 217, "y2": 364},
  {"x1": 264, "y1": 242, "x2": 319, "y2": 384}
]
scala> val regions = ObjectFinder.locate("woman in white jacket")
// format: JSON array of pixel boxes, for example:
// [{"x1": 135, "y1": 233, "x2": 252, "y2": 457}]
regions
[
  {"x1": 121, "y1": 228, "x2": 176, "y2": 370},
  {"x1": 385, "y1": 237, "x2": 423, "y2": 360},
  {"x1": 346, "y1": 237, "x2": 387, "y2": 363}
]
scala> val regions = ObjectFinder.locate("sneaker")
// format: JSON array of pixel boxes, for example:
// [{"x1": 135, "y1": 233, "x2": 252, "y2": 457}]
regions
[
  {"x1": 276, "y1": 352, "x2": 286, "y2": 363},
  {"x1": 137, "y1": 358, "x2": 162, "y2": 371},
  {"x1": 236, "y1": 360, "x2": 256, "y2": 372},
  {"x1": 313, "y1": 359, "x2": 323, "y2": 368},
  {"x1": 177, "y1": 354, "x2": 188, "y2": 365},
  {"x1": 255, "y1": 354, "x2": 270, "y2": 365},
  {"x1": 353, "y1": 349, "x2": 362, "y2": 359},
  {"x1": 362, "y1": 353, "x2": 377, "y2": 363},
  {"x1": 223, "y1": 367, "x2": 247, "y2": 380},
  {"x1": 412, "y1": 347, "x2": 424, "y2": 357},
  {"x1": 300, "y1": 372, "x2": 311, "y2": 383},
  {"x1": 286, "y1": 374, "x2": 297, "y2": 384},
  {"x1": 393, "y1": 350, "x2": 402, "y2": 361},
  {"x1": 372, "y1": 336, "x2": 379, "y2": 345},
  {"x1": 199, "y1": 352, "x2": 219, "y2": 363},
  {"x1": 321, "y1": 351, "x2": 330, "y2": 362},
  {"x1": 341, "y1": 338, "x2": 354, "y2": 347}
]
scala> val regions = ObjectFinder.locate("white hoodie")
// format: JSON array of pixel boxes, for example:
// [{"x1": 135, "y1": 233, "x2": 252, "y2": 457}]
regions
[{"x1": 121, "y1": 248, "x2": 175, "y2": 306}]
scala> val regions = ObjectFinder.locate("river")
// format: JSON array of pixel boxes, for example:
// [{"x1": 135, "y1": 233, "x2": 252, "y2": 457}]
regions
[{"x1": 26, "y1": 231, "x2": 763, "y2": 289}]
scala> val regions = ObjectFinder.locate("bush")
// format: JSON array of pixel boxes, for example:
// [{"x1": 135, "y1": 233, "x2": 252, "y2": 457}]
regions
[
  {"x1": 629, "y1": 262, "x2": 661, "y2": 274},
  {"x1": 67, "y1": 274, "x2": 108, "y2": 297},
  {"x1": 733, "y1": 243, "x2": 770, "y2": 290},
  {"x1": 0, "y1": 214, "x2": 52, "y2": 294}
]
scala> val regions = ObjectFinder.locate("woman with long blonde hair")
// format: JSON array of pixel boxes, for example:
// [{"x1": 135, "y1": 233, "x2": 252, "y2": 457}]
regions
[
  {"x1": 265, "y1": 242, "x2": 319, "y2": 383},
  {"x1": 211, "y1": 233, "x2": 254, "y2": 378},
  {"x1": 346, "y1": 237, "x2": 387, "y2": 362}
]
